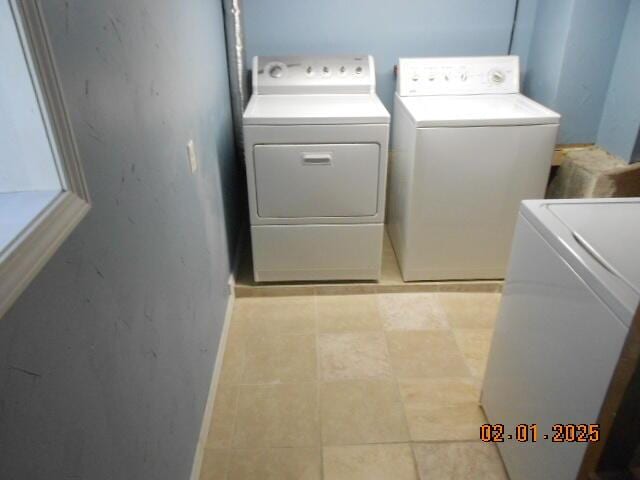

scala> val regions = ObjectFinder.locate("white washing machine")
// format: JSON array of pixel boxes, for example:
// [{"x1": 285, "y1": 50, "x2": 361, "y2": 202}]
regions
[
  {"x1": 388, "y1": 56, "x2": 561, "y2": 281},
  {"x1": 483, "y1": 198, "x2": 640, "y2": 480},
  {"x1": 243, "y1": 55, "x2": 390, "y2": 282}
]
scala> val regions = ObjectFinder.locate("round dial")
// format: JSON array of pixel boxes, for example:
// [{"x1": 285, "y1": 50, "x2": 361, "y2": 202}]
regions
[
  {"x1": 269, "y1": 64, "x2": 284, "y2": 78},
  {"x1": 489, "y1": 69, "x2": 506, "y2": 84}
]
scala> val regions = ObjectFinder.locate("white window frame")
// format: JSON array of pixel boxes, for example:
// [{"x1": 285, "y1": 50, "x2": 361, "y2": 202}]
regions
[{"x1": 0, "y1": 0, "x2": 91, "y2": 317}]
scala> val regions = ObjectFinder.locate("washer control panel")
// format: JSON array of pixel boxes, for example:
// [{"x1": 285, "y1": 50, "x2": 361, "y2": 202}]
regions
[
  {"x1": 397, "y1": 56, "x2": 519, "y2": 96},
  {"x1": 253, "y1": 55, "x2": 375, "y2": 94}
]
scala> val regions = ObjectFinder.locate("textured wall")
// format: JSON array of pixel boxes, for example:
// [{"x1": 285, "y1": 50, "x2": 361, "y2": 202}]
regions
[
  {"x1": 597, "y1": 0, "x2": 640, "y2": 163},
  {"x1": 509, "y1": 0, "x2": 539, "y2": 74},
  {"x1": 554, "y1": 0, "x2": 629, "y2": 144},
  {"x1": 243, "y1": 0, "x2": 517, "y2": 109},
  {"x1": 521, "y1": 0, "x2": 574, "y2": 108},
  {"x1": 521, "y1": 0, "x2": 629, "y2": 144},
  {"x1": 0, "y1": 0, "x2": 240, "y2": 478}
]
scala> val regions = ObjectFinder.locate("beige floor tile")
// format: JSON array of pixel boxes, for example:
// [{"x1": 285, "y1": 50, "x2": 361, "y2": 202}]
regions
[
  {"x1": 405, "y1": 402, "x2": 486, "y2": 441},
  {"x1": 320, "y1": 380, "x2": 409, "y2": 445},
  {"x1": 233, "y1": 384, "x2": 319, "y2": 448},
  {"x1": 453, "y1": 328, "x2": 494, "y2": 379},
  {"x1": 413, "y1": 442, "x2": 508, "y2": 479},
  {"x1": 385, "y1": 331, "x2": 470, "y2": 378},
  {"x1": 318, "y1": 332, "x2": 393, "y2": 381},
  {"x1": 242, "y1": 334, "x2": 317, "y2": 384},
  {"x1": 200, "y1": 448, "x2": 231, "y2": 480},
  {"x1": 232, "y1": 296, "x2": 316, "y2": 336},
  {"x1": 398, "y1": 377, "x2": 484, "y2": 441},
  {"x1": 316, "y1": 295, "x2": 383, "y2": 332},
  {"x1": 438, "y1": 293, "x2": 501, "y2": 329},
  {"x1": 378, "y1": 293, "x2": 449, "y2": 331},
  {"x1": 398, "y1": 377, "x2": 481, "y2": 406},
  {"x1": 227, "y1": 448, "x2": 321, "y2": 480},
  {"x1": 219, "y1": 332, "x2": 247, "y2": 385},
  {"x1": 206, "y1": 385, "x2": 239, "y2": 449},
  {"x1": 323, "y1": 444, "x2": 418, "y2": 480}
]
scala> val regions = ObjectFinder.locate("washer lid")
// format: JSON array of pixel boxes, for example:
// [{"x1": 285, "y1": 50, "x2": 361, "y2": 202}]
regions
[
  {"x1": 522, "y1": 199, "x2": 640, "y2": 326},
  {"x1": 398, "y1": 93, "x2": 560, "y2": 127},
  {"x1": 243, "y1": 93, "x2": 390, "y2": 125},
  {"x1": 548, "y1": 201, "x2": 640, "y2": 295}
]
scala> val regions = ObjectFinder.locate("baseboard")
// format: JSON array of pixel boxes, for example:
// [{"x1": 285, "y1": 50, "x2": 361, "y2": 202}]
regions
[
  {"x1": 189, "y1": 227, "x2": 246, "y2": 480},
  {"x1": 189, "y1": 290, "x2": 235, "y2": 480}
]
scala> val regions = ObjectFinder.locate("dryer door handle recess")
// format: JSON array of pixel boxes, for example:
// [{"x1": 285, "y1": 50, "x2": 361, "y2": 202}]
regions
[{"x1": 302, "y1": 153, "x2": 332, "y2": 165}]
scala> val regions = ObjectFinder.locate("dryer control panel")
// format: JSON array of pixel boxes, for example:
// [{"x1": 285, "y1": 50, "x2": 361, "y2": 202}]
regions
[
  {"x1": 397, "y1": 56, "x2": 520, "y2": 96},
  {"x1": 253, "y1": 55, "x2": 375, "y2": 95}
]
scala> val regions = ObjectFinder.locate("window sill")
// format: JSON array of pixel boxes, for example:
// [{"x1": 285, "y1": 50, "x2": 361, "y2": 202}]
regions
[
  {"x1": 0, "y1": 190, "x2": 89, "y2": 317},
  {"x1": 0, "y1": 190, "x2": 60, "y2": 250}
]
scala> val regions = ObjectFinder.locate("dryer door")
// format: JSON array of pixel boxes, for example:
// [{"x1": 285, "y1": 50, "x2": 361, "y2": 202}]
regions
[{"x1": 253, "y1": 143, "x2": 380, "y2": 219}]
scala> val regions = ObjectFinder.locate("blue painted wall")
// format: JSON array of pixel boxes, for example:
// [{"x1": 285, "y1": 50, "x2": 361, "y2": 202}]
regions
[
  {"x1": 244, "y1": 0, "x2": 517, "y2": 109},
  {"x1": 598, "y1": 0, "x2": 640, "y2": 163},
  {"x1": 520, "y1": 0, "x2": 573, "y2": 108},
  {"x1": 555, "y1": 0, "x2": 629, "y2": 144},
  {"x1": 509, "y1": 0, "x2": 539, "y2": 74},
  {"x1": 519, "y1": 0, "x2": 629, "y2": 144},
  {"x1": 0, "y1": 0, "x2": 240, "y2": 478}
]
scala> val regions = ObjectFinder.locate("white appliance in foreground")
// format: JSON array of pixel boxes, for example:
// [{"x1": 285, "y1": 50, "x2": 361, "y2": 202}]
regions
[
  {"x1": 388, "y1": 56, "x2": 561, "y2": 281},
  {"x1": 483, "y1": 198, "x2": 640, "y2": 480},
  {"x1": 243, "y1": 55, "x2": 390, "y2": 282}
]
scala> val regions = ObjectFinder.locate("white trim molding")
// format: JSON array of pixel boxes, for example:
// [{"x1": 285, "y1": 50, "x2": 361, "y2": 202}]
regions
[
  {"x1": 189, "y1": 229, "x2": 245, "y2": 480},
  {"x1": 0, "y1": 0, "x2": 91, "y2": 318},
  {"x1": 189, "y1": 292, "x2": 235, "y2": 480}
]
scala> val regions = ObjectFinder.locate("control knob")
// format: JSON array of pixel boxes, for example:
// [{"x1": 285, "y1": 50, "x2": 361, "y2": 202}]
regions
[
  {"x1": 490, "y1": 69, "x2": 506, "y2": 84},
  {"x1": 269, "y1": 65, "x2": 284, "y2": 78}
]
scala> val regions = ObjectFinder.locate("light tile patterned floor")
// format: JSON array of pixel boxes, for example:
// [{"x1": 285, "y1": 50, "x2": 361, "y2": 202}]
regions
[{"x1": 201, "y1": 292, "x2": 509, "y2": 480}]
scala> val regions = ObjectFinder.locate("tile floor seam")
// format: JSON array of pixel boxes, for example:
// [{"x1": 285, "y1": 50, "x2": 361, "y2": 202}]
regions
[
  {"x1": 235, "y1": 320, "x2": 250, "y2": 388},
  {"x1": 451, "y1": 327, "x2": 492, "y2": 381},
  {"x1": 410, "y1": 439, "x2": 488, "y2": 445},
  {"x1": 228, "y1": 446, "x2": 324, "y2": 451},
  {"x1": 384, "y1": 321, "x2": 422, "y2": 477},
  {"x1": 225, "y1": 386, "x2": 241, "y2": 455},
  {"x1": 382, "y1": 330, "x2": 413, "y2": 437},
  {"x1": 241, "y1": 331, "x2": 319, "y2": 337},
  {"x1": 322, "y1": 439, "x2": 422, "y2": 448},
  {"x1": 452, "y1": 330, "x2": 475, "y2": 379},
  {"x1": 223, "y1": 380, "x2": 320, "y2": 386},
  {"x1": 311, "y1": 294, "x2": 328, "y2": 480}
]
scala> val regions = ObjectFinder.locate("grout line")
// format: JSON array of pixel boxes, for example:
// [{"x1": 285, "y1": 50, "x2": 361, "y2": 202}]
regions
[
  {"x1": 225, "y1": 381, "x2": 241, "y2": 453},
  {"x1": 222, "y1": 438, "x2": 489, "y2": 450},
  {"x1": 384, "y1": 333, "x2": 418, "y2": 473},
  {"x1": 312, "y1": 294, "x2": 327, "y2": 480}
]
